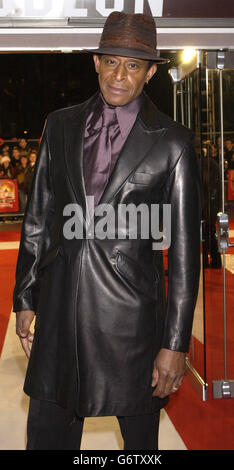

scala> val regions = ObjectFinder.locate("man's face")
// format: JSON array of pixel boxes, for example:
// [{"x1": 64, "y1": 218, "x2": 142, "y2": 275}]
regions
[
  {"x1": 225, "y1": 140, "x2": 233, "y2": 151},
  {"x1": 93, "y1": 54, "x2": 157, "y2": 106},
  {"x1": 29, "y1": 153, "x2": 37, "y2": 163},
  {"x1": 13, "y1": 148, "x2": 20, "y2": 159},
  {"x1": 21, "y1": 156, "x2": 28, "y2": 166},
  {"x1": 19, "y1": 139, "x2": 27, "y2": 149}
]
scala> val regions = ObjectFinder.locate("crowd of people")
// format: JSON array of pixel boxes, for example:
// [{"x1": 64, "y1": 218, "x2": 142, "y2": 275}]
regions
[
  {"x1": 205, "y1": 136, "x2": 234, "y2": 171},
  {"x1": 0, "y1": 134, "x2": 233, "y2": 215},
  {"x1": 198, "y1": 136, "x2": 234, "y2": 268},
  {"x1": 0, "y1": 138, "x2": 38, "y2": 212}
]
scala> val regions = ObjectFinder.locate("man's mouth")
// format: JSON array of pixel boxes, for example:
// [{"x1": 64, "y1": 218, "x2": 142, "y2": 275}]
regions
[{"x1": 108, "y1": 86, "x2": 127, "y2": 95}]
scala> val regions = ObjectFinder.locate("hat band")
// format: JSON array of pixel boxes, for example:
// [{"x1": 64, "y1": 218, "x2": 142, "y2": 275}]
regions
[
  {"x1": 100, "y1": 37, "x2": 157, "y2": 56},
  {"x1": 92, "y1": 46, "x2": 168, "y2": 63}
]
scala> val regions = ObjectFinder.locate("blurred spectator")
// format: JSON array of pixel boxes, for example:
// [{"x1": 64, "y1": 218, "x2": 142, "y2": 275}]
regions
[
  {"x1": 224, "y1": 139, "x2": 234, "y2": 167},
  {"x1": 1, "y1": 148, "x2": 11, "y2": 157},
  {"x1": 229, "y1": 154, "x2": 234, "y2": 170},
  {"x1": 15, "y1": 155, "x2": 28, "y2": 211},
  {"x1": 216, "y1": 136, "x2": 221, "y2": 150},
  {"x1": 209, "y1": 143, "x2": 219, "y2": 163},
  {"x1": 19, "y1": 138, "x2": 31, "y2": 158},
  {"x1": 11, "y1": 146, "x2": 22, "y2": 168},
  {"x1": 202, "y1": 154, "x2": 222, "y2": 268},
  {"x1": 0, "y1": 155, "x2": 15, "y2": 179},
  {"x1": 24, "y1": 150, "x2": 37, "y2": 195},
  {"x1": 1, "y1": 144, "x2": 10, "y2": 154}
]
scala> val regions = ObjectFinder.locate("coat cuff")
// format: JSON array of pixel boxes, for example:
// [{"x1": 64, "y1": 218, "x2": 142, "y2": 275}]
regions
[
  {"x1": 161, "y1": 335, "x2": 191, "y2": 353},
  {"x1": 12, "y1": 292, "x2": 35, "y2": 313}
]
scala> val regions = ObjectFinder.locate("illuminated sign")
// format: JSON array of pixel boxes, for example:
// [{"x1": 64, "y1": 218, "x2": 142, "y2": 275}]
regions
[
  {"x1": 0, "y1": 0, "x2": 234, "y2": 52},
  {"x1": 1, "y1": 0, "x2": 233, "y2": 20},
  {"x1": 0, "y1": 0, "x2": 164, "y2": 18}
]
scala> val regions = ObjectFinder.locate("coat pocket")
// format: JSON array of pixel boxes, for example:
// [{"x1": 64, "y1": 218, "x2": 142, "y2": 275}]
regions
[
  {"x1": 129, "y1": 172, "x2": 154, "y2": 185},
  {"x1": 112, "y1": 249, "x2": 158, "y2": 300}
]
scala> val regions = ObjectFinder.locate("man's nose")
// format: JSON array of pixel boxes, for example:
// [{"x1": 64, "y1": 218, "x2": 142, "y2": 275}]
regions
[{"x1": 114, "y1": 64, "x2": 126, "y2": 81}]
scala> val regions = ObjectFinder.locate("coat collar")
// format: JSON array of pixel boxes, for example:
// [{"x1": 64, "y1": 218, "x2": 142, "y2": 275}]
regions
[
  {"x1": 86, "y1": 92, "x2": 143, "y2": 141},
  {"x1": 63, "y1": 91, "x2": 167, "y2": 227}
]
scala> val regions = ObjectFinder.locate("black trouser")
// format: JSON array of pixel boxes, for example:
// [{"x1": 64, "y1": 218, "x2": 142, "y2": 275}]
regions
[{"x1": 26, "y1": 398, "x2": 160, "y2": 450}]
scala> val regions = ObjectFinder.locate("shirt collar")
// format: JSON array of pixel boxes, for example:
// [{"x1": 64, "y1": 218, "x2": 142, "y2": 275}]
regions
[
  {"x1": 103, "y1": 93, "x2": 143, "y2": 139},
  {"x1": 87, "y1": 92, "x2": 143, "y2": 139}
]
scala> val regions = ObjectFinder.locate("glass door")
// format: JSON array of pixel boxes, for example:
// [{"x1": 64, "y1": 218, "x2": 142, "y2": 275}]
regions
[
  {"x1": 170, "y1": 54, "x2": 208, "y2": 400},
  {"x1": 204, "y1": 52, "x2": 234, "y2": 399},
  {"x1": 170, "y1": 50, "x2": 234, "y2": 400}
]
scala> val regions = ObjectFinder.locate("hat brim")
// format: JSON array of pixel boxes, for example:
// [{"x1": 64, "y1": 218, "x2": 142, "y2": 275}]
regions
[{"x1": 83, "y1": 46, "x2": 169, "y2": 64}]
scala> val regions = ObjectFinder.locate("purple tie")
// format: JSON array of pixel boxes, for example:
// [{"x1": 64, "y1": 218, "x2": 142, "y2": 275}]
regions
[{"x1": 85, "y1": 104, "x2": 118, "y2": 213}]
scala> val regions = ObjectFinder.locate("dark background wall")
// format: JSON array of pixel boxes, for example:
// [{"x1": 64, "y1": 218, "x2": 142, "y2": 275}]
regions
[{"x1": 0, "y1": 52, "x2": 173, "y2": 139}]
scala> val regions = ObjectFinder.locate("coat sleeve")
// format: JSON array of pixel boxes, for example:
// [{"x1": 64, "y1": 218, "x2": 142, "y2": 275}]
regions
[
  {"x1": 12, "y1": 115, "x2": 55, "y2": 313},
  {"x1": 161, "y1": 135, "x2": 202, "y2": 352}
]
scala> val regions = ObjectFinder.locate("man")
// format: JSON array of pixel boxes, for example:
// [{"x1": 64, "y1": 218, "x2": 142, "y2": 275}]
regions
[
  {"x1": 13, "y1": 11, "x2": 201, "y2": 450},
  {"x1": 202, "y1": 148, "x2": 221, "y2": 269},
  {"x1": 11, "y1": 146, "x2": 22, "y2": 169},
  {"x1": 224, "y1": 139, "x2": 234, "y2": 168},
  {"x1": 14, "y1": 155, "x2": 28, "y2": 212},
  {"x1": 19, "y1": 137, "x2": 31, "y2": 158},
  {"x1": 23, "y1": 150, "x2": 37, "y2": 196}
]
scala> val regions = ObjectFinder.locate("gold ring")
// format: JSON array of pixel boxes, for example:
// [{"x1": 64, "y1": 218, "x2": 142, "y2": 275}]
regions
[{"x1": 172, "y1": 387, "x2": 179, "y2": 392}]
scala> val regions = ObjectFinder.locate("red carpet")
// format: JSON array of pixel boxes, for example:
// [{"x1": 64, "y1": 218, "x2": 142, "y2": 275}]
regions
[
  {"x1": 0, "y1": 227, "x2": 21, "y2": 355},
  {"x1": 0, "y1": 230, "x2": 21, "y2": 242},
  {"x1": 188, "y1": 266, "x2": 234, "y2": 380},
  {"x1": 166, "y1": 240, "x2": 234, "y2": 450},
  {"x1": 0, "y1": 227, "x2": 234, "y2": 449},
  {"x1": 166, "y1": 375, "x2": 234, "y2": 450},
  {"x1": 0, "y1": 249, "x2": 19, "y2": 356}
]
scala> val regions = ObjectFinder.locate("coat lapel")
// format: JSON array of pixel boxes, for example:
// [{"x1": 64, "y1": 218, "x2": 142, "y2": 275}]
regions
[
  {"x1": 63, "y1": 93, "x2": 98, "y2": 225},
  {"x1": 98, "y1": 93, "x2": 167, "y2": 207}
]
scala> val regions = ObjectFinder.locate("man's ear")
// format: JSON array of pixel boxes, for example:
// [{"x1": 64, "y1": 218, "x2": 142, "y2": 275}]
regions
[
  {"x1": 147, "y1": 64, "x2": 157, "y2": 83},
  {"x1": 93, "y1": 54, "x2": 101, "y2": 74}
]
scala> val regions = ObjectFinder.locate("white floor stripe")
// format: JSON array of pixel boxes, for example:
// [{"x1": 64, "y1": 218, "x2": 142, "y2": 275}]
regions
[
  {"x1": 0, "y1": 242, "x2": 19, "y2": 250},
  {"x1": 225, "y1": 254, "x2": 234, "y2": 274},
  {"x1": 0, "y1": 310, "x2": 186, "y2": 450}
]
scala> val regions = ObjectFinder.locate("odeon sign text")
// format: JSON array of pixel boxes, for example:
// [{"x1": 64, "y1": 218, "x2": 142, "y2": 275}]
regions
[{"x1": 0, "y1": 0, "x2": 164, "y2": 18}]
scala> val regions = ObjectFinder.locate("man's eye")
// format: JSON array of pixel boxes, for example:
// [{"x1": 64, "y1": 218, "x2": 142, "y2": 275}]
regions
[
  {"x1": 128, "y1": 63, "x2": 138, "y2": 70},
  {"x1": 106, "y1": 59, "x2": 116, "y2": 65}
]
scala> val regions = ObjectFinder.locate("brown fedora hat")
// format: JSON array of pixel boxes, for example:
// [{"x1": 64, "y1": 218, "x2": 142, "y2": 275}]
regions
[{"x1": 85, "y1": 11, "x2": 169, "y2": 64}]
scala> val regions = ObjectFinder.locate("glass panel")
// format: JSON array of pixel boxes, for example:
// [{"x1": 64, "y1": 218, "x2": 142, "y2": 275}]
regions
[
  {"x1": 169, "y1": 55, "x2": 234, "y2": 399},
  {"x1": 174, "y1": 66, "x2": 207, "y2": 390},
  {"x1": 204, "y1": 67, "x2": 234, "y2": 387}
]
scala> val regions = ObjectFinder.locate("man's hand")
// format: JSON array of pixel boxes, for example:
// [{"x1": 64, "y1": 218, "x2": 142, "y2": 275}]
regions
[
  {"x1": 16, "y1": 310, "x2": 35, "y2": 358},
  {"x1": 151, "y1": 348, "x2": 186, "y2": 398}
]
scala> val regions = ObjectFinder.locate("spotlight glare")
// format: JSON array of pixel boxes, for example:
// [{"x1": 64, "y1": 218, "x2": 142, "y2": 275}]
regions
[{"x1": 182, "y1": 48, "x2": 197, "y2": 64}]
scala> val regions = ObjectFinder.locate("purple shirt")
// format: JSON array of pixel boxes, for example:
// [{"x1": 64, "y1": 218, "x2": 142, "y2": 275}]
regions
[{"x1": 83, "y1": 92, "x2": 143, "y2": 211}]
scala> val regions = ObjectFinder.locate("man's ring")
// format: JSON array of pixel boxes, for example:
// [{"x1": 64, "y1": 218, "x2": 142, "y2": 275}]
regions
[{"x1": 172, "y1": 387, "x2": 179, "y2": 392}]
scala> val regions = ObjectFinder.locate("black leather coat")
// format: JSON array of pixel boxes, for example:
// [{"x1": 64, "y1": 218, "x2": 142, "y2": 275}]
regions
[{"x1": 13, "y1": 92, "x2": 201, "y2": 417}]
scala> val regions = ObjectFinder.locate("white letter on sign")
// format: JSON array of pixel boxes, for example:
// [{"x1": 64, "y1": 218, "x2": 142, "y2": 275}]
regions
[
  {"x1": 25, "y1": 0, "x2": 53, "y2": 16},
  {"x1": 64, "y1": 0, "x2": 88, "y2": 17},
  {"x1": 0, "y1": 0, "x2": 13, "y2": 17},
  {"x1": 135, "y1": 0, "x2": 164, "y2": 16},
  {"x1": 96, "y1": 0, "x2": 124, "y2": 17}
]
